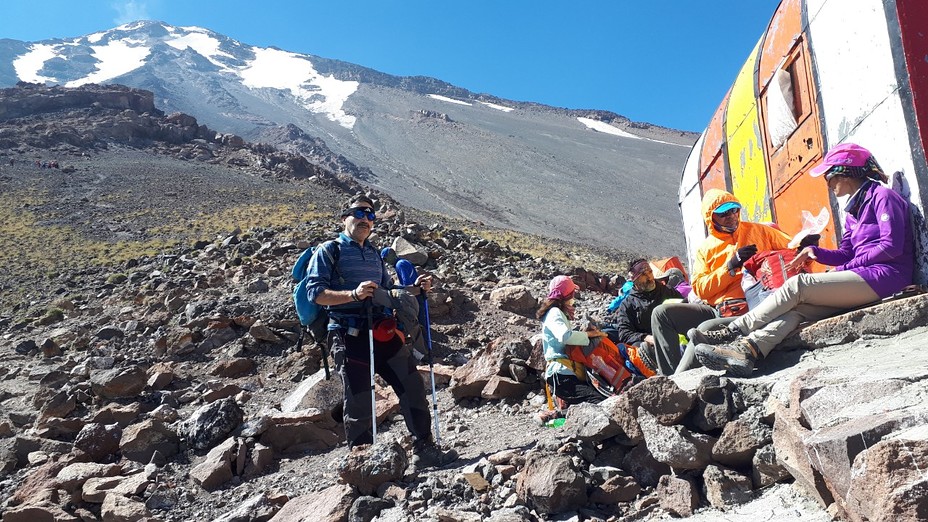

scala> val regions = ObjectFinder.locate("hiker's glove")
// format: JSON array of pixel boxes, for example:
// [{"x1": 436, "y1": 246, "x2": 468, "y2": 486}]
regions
[
  {"x1": 797, "y1": 234, "x2": 821, "y2": 251},
  {"x1": 727, "y1": 244, "x2": 757, "y2": 272}
]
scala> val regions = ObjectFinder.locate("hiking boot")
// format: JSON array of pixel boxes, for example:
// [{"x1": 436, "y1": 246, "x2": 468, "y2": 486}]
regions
[
  {"x1": 695, "y1": 338, "x2": 760, "y2": 378},
  {"x1": 636, "y1": 341, "x2": 658, "y2": 374},
  {"x1": 687, "y1": 325, "x2": 740, "y2": 346},
  {"x1": 535, "y1": 409, "x2": 564, "y2": 427},
  {"x1": 412, "y1": 440, "x2": 458, "y2": 468}
]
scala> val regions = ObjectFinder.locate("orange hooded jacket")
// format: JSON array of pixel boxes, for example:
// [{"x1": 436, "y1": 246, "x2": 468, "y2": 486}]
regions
[{"x1": 691, "y1": 189, "x2": 792, "y2": 306}]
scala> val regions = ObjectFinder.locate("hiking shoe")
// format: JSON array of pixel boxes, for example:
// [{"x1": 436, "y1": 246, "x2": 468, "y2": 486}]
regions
[
  {"x1": 412, "y1": 440, "x2": 458, "y2": 468},
  {"x1": 687, "y1": 326, "x2": 740, "y2": 346},
  {"x1": 695, "y1": 339, "x2": 760, "y2": 378},
  {"x1": 637, "y1": 342, "x2": 658, "y2": 374}
]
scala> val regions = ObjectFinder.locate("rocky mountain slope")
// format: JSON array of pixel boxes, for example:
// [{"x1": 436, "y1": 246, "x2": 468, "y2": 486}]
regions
[
  {"x1": 1, "y1": 84, "x2": 926, "y2": 522},
  {"x1": 0, "y1": 21, "x2": 697, "y2": 257}
]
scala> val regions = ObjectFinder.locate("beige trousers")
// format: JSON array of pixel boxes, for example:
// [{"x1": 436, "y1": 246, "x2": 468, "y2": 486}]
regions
[{"x1": 730, "y1": 271, "x2": 879, "y2": 357}]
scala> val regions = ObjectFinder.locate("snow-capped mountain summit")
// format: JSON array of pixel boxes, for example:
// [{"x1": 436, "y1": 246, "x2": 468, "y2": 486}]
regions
[{"x1": 0, "y1": 21, "x2": 696, "y2": 255}]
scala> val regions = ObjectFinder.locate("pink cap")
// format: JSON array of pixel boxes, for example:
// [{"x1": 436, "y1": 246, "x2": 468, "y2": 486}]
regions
[
  {"x1": 547, "y1": 275, "x2": 578, "y2": 300},
  {"x1": 810, "y1": 143, "x2": 872, "y2": 177}
]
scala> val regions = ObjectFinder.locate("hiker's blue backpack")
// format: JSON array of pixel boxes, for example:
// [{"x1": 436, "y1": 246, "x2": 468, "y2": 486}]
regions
[{"x1": 292, "y1": 240, "x2": 342, "y2": 345}]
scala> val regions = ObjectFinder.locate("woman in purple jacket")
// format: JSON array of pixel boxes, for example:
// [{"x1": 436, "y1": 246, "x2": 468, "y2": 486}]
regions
[{"x1": 691, "y1": 143, "x2": 914, "y2": 377}]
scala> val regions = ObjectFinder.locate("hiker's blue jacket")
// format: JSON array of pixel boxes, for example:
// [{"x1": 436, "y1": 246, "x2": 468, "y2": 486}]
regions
[{"x1": 305, "y1": 233, "x2": 393, "y2": 322}]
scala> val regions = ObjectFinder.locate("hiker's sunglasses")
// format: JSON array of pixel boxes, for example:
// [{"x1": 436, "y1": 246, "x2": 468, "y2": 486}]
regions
[
  {"x1": 715, "y1": 208, "x2": 740, "y2": 217},
  {"x1": 344, "y1": 207, "x2": 376, "y2": 221}
]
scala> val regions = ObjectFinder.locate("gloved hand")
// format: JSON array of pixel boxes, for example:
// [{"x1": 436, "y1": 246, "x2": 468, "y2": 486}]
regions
[
  {"x1": 727, "y1": 244, "x2": 758, "y2": 272},
  {"x1": 797, "y1": 234, "x2": 821, "y2": 250}
]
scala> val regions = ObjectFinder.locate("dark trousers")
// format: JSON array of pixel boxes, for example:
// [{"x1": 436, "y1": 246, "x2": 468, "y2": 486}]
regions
[
  {"x1": 651, "y1": 302, "x2": 717, "y2": 375},
  {"x1": 329, "y1": 328, "x2": 432, "y2": 447},
  {"x1": 546, "y1": 372, "x2": 603, "y2": 405}
]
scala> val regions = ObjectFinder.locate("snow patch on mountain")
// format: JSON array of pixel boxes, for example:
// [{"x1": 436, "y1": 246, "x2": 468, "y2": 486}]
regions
[
  {"x1": 479, "y1": 101, "x2": 514, "y2": 112},
  {"x1": 428, "y1": 94, "x2": 472, "y2": 106},
  {"x1": 165, "y1": 27, "x2": 235, "y2": 71},
  {"x1": 65, "y1": 40, "x2": 151, "y2": 88},
  {"x1": 577, "y1": 117, "x2": 688, "y2": 147},
  {"x1": 13, "y1": 44, "x2": 61, "y2": 83},
  {"x1": 239, "y1": 47, "x2": 358, "y2": 128}
]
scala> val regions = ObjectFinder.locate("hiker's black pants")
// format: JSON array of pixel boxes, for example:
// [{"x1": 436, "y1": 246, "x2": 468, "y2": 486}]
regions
[
  {"x1": 329, "y1": 328, "x2": 432, "y2": 447},
  {"x1": 546, "y1": 372, "x2": 603, "y2": 405}
]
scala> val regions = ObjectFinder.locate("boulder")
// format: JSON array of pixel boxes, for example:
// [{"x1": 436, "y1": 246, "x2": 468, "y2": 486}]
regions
[
  {"x1": 602, "y1": 376, "x2": 695, "y2": 443},
  {"x1": 562, "y1": 402, "x2": 622, "y2": 443},
  {"x1": 844, "y1": 435, "x2": 928, "y2": 522},
  {"x1": 190, "y1": 437, "x2": 239, "y2": 490},
  {"x1": 637, "y1": 408, "x2": 716, "y2": 470},
  {"x1": 657, "y1": 475, "x2": 699, "y2": 517},
  {"x1": 269, "y1": 484, "x2": 357, "y2": 522},
  {"x1": 73, "y1": 423, "x2": 122, "y2": 462},
  {"x1": 712, "y1": 412, "x2": 771, "y2": 468},
  {"x1": 391, "y1": 236, "x2": 428, "y2": 266},
  {"x1": 89, "y1": 366, "x2": 146, "y2": 399},
  {"x1": 181, "y1": 397, "x2": 244, "y2": 451},
  {"x1": 489, "y1": 285, "x2": 536, "y2": 313},
  {"x1": 336, "y1": 439, "x2": 407, "y2": 496},
  {"x1": 703, "y1": 464, "x2": 753, "y2": 508},
  {"x1": 515, "y1": 452, "x2": 587, "y2": 515},
  {"x1": 120, "y1": 419, "x2": 179, "y2": 463}
]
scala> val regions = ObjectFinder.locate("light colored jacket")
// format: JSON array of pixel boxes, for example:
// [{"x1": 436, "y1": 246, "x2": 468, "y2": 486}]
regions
[{"x1": 542, "y1": 307, "x2": 589, "y2": 378}]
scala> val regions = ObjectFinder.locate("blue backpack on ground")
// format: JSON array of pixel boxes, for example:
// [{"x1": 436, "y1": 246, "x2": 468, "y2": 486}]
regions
[{"x1": 292, "y1": 240, "x2": 343, "y2": 376}]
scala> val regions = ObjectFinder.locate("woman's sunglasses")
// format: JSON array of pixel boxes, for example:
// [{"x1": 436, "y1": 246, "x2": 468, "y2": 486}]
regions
[{"x1": 344, "y1": 207, "x2": 376, "y2": 221}]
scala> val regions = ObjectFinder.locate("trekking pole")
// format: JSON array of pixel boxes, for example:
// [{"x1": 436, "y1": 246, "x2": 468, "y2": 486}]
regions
[
  {"x1": 365, "y1": 297, "x2": 377, "y2": 444},
  {"x1": 420, "y1": 292, "x2": 441, "y2": 445}
]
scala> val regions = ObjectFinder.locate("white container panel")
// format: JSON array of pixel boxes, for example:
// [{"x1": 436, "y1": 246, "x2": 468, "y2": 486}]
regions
[
  {"x1": 680, "y1": 133, "x2": 707, "y2": 273},
  {"x1": 807, "y1": 0, "x2": 900, "y2": 147}
]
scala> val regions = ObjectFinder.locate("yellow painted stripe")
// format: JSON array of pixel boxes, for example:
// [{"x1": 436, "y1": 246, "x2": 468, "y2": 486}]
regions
[{"x1": 725, "y1": 38, "x2": 773, "y2": 222}]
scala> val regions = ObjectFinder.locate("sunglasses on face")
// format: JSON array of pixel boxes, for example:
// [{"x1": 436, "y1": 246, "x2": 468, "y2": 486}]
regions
[
  {"x1": 715, "y1": 208, "x2": 740, "y2": 217},
  {"x1": 345, "y1": 207, "x2": 376, "y2": 221}
]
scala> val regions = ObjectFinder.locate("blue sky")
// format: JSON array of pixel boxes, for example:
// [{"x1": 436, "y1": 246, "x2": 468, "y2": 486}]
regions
[{"x1": 1, "y1": 0, "x2": 781, "y2": 132}]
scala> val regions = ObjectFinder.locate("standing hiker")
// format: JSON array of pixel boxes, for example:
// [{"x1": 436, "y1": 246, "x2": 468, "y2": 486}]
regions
[
  {"x1": 692, "y1": 144, "x2": 914, "y2": 376},
  {"x1": 305, "y1": 194, "x2": 457, "y2": 466},
  {"x1": 648, "y1": 189, "x2": 794, "y2": 375}
]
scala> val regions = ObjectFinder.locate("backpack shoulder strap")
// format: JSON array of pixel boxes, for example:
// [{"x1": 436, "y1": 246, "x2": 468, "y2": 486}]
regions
[{"x1": 319, "y1": 240, "x2": 344, "y2": 285}]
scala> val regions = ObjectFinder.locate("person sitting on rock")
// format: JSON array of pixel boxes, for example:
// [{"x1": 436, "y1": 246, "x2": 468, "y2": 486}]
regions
[
  {"x1": 648, "y1": 189, "x2": 794, "y2": 375},
  {"x1": 305, "y1": 194, "x2": 457, "y2": 467},
  {"x1": 603, "y1": 259, "x2": 684, "y2": 372},
  {"x1": 536, "y1": 275, "x2": 606, "y2": 424},
  {"x1": 692, "y1": 144, "x2": 915, "y2": 377}
]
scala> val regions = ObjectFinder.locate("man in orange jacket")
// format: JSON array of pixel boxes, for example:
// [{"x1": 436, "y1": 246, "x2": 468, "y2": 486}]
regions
[{"x1": 645, "y1": 189, "x2": 792, "y2": 375}]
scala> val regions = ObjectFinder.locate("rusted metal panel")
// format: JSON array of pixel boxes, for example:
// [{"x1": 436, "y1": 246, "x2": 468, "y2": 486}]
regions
[
  {"x1": 771, "y1": 169, "x2": 838, "y2": 249},
  {"x1": 700, "y1": 89, "x2": 731, "y2": 174},
  {"x1": 757, "y1": 0, "x2": 803, "y2": 88}
]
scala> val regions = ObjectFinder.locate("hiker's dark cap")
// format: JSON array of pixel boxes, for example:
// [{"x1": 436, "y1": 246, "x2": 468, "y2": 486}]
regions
[{"x1": 344, "y1": 194, "x2": 375, "y2": 210}]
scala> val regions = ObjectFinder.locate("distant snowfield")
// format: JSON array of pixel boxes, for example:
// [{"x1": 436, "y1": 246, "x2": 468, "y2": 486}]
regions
[
  {"x1": 577, "y1": 117, "x2": 687, "y2": 146},
  {"x1": 478, "y1": 101, "x2": 514, "y2": 112},
  {"x1": 428, "y1": 94, "x2": 472, "y2": 106},
  {"x1": 65, "y1": 40, "x2": 150, "y2": 88},
  {"x1": 13, "y1": 44, "x2": 60, "y2": 83},
  {"x1": 240, "y1": 47, "x2": 359, "y2": 128},
  {"x1": 165, "y1": 28, "x2": 235, "y2": 71},
  {"x1": 10, "y1": 23, "x2": 361, "y2": 129}
]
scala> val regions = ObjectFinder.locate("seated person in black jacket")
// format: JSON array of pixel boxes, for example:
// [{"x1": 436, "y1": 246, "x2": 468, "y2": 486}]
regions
[{"x1": 604, "y1": 259, "x2": 683, "y2": 372}]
